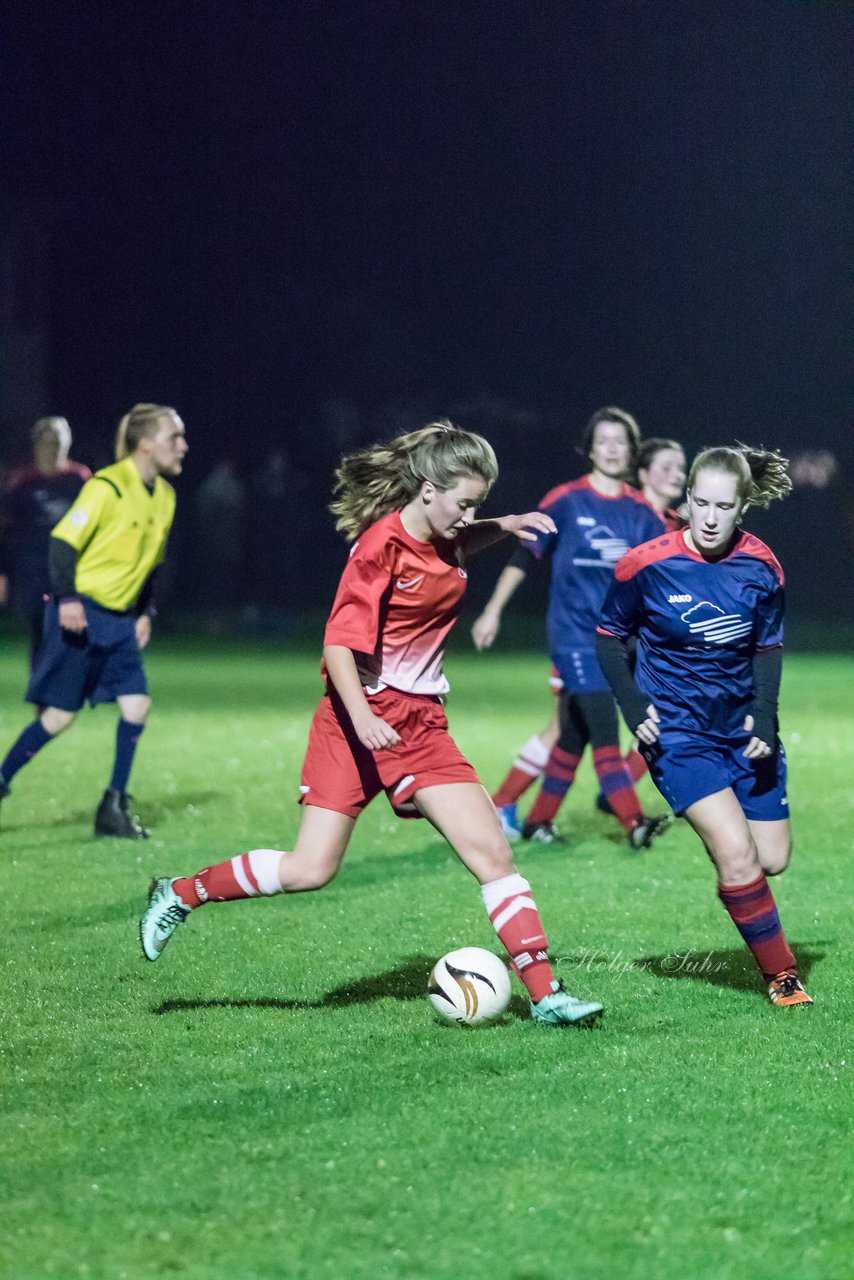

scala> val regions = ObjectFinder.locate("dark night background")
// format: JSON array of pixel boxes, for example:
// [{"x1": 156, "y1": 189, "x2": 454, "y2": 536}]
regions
[{"x1": 1, "y1": 0, "x2": 851, "y2": 631}]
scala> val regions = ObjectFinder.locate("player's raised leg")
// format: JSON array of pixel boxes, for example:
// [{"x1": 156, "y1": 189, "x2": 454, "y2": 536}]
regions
[
  {"x1": 413, "y1": 781, "x2": 602, "y2": 1025},
  {"x1": 140, "y1": 806, "x2": 356, "y2": 960}
]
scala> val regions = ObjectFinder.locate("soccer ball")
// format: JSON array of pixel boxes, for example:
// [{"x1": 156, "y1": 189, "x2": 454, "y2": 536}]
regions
[{"x1": 427, "y1": 947, "x2": 512, "y2": 1026}]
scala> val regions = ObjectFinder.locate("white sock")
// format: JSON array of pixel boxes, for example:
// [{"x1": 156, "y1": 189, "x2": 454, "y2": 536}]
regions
[
  {"x1": 513, "y1": 735, "x2": 551, "y2": 777},
  {"x1": 247, "y1": 848, "x2": 285, "y2": 896}
]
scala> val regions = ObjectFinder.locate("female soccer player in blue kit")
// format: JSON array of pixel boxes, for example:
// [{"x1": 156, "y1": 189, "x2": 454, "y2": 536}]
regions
[
  {"x1": 596, "y1": 444, "x2": 813, "y2": 1007},
  {"x1": 473, "y1": 406, "x2": 670, "y2": 849}
]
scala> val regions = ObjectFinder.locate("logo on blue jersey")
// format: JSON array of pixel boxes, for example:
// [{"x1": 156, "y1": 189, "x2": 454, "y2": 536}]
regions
[
  {"x1": 668, "y1": 593, "x2": 692, "y2": 604},
  {"x1": 572, "y1": 525, "x2": 628, "y2": 568},
  {"x1": 680, "y1": 601, "x2": 752, "y2": 644}
]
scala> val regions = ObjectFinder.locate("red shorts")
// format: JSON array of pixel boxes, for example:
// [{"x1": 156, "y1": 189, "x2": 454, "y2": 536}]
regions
[{"x1": 300, "y1": 686, "x2": 479, "y2": 819}]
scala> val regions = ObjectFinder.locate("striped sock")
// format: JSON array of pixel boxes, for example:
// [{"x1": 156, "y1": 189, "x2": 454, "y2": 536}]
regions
[
  {"x1": 482, "y1": 873, "x2": 554, "y2": 1001},
  {"x1": 718, "y1": 874, "x2": 796, "y2": 980},
  {"x1": 492, "y1": 735, "x2": 551, "y2": 806},
  {"x1": 173, "y1": 849, "x2": 284, "y2": 908},
  {"x1": 592, "y1": 746, "x2": 643, "y2": 832},
  {"x1": 524, "y1": 746, "x2": 582, "y2": 825}
]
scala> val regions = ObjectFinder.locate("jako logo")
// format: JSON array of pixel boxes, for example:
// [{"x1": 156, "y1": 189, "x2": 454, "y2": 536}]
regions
[{"x1": 668, "y1": 593, "x2": 692, "y2": 604}]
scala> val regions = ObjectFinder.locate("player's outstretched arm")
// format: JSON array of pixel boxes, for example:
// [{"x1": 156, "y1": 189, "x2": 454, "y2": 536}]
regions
[
  {"x1": 462, "y1": 510, "x2": 556, "y2": 557},
  {"x1": 322, "y1": 645, "x2": 401, "y2": 751}
]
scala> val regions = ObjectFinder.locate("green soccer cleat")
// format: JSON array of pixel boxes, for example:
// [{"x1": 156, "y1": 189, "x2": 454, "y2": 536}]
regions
[
  {"x1": 531, "y1": 980, "x2": 603, "y2": 1026},
  {"x1": 140, "y1": 877, "x2": 190, "y2": 961}
]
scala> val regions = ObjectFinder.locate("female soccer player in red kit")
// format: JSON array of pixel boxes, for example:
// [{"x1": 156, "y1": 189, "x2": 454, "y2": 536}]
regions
[
  {"x1": 141, "y1": 422, "x2": 603, "y2": 1025},
  {"x1": 596, "y1": 445, "x2": 812, "y2": 1007}
]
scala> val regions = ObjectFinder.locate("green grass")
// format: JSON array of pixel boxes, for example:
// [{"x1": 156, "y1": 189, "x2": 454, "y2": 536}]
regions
[{"x1": 0, "y1": 639, "x2": 851, "y2": 1280}]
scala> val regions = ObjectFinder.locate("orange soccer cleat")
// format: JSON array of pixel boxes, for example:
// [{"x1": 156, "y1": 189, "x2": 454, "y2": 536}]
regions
[{"x1": 768, "y1": 972, "x2": 814, "y2": 1007}]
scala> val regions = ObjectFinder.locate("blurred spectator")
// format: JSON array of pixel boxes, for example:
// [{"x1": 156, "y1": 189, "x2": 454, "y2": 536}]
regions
[
  {"x1": 191, "y1": 460, "x2": 246, "y2": 632},
  {"x1": 0, "y1": 416, "x2": 91, "y2": 666}
]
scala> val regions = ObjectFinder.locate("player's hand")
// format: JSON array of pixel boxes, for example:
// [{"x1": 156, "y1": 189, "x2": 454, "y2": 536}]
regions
[
  {"x1": 497, "y1": 512, "x2": 557, "y2": 542},
  {"x1": 135, "y1": 615, "x2": 152, "y2": 649},
  {"x1": 742, "y1": 714, "x2": 772, "y2": 759},
  {"x1": 59, "y1": 600, "x2": 87, "y2": 632},
  {"x1": 353, "y1": 711, "x2": 401, "y2": 751},
  {"x1": 0, "y1": 574, "x2": 8, "y2": 606},
  {"x1": 635, "y1": 704, "x2": 660, "y2": 745},
  {"x1": 471, "y1": 609, "x2": 500, "y2": 650}
]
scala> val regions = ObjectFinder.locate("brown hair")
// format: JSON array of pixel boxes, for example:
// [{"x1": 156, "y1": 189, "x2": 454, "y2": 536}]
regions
[
  {"x1": 687, "y1": 444, "x2": 792, "y2": 509},
  {"x1": 330, "y1": 419, "x2": 499, "y2": 540},
  {"x1": 579, "y1": 406, "x2": 641, "y2": 465}
]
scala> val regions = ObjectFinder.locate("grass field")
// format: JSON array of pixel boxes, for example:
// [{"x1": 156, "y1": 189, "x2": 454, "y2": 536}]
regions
[{"x1": 1, "y1": 637, "x2": 851, "y2": 1280}]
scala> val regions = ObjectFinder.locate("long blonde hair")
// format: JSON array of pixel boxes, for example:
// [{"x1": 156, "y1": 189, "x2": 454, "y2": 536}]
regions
[
  {"x1": 688, "y1": 444, "x2": 792, "y2": 509},
  {"x1": 330, "y1": 419, "x2": 499, "y2": 539},
  {"x1": 115, "y1": 403, "x2": 177, "y2": 460}
]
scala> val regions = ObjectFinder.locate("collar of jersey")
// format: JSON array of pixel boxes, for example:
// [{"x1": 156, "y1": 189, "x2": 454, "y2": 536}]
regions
[{"x1": 677, "y1": 526, "x2": 747, "y2": 564}]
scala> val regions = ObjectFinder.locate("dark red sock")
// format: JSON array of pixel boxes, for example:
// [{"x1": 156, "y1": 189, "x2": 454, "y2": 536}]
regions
[
  {"x1": 592, "y1": 746, "x2": 643, "y2": 831},
  {"x1": 174, "y1": 853, "x2": 262, "y2": 908},
  {"x1": 481, "y1": 873, "x2": 555, "y2": 1002},
  {"x1": 718, "y1": 874, "x2": 796, "y2": 980},
  {"x1": 625, "y1": 749, "x2": 647, "y2": 783},
  {"x1": 525, "y1": 746, "x2": 581, "y2": 825}
]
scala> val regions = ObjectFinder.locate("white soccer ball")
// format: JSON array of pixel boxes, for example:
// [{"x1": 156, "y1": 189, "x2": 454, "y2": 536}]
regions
[{"x1": 428, "y1": 947, "x2": 512, "y2": 1026}]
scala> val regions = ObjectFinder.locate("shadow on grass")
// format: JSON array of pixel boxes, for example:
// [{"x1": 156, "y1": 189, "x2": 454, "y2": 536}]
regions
[
  {"x1": 0, "y1": 789, "x2": 222, "y2": 834},
  {"x1": 154, "y1": 954, "x2": 437, "y2": 1014},
  {"x1": 630, "y1": 944, "x2": 824, "y2": 992}
]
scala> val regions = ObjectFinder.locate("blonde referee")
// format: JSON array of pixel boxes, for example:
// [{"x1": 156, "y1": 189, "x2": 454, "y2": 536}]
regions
[{"x1": 0, "y1": 404, "x2": 187, "y2": 838}]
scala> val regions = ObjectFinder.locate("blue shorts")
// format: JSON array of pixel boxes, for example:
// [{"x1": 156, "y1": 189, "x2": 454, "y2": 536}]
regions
[
  {"x1": 26, "y1": 598, "x2": 148, "y2": 712},
  {"x1": 551, "y1": 647, "x2": 611, "y2": 695},
  {"x1": 641, "y1": 731, "x2": 789, "y2": 820}
]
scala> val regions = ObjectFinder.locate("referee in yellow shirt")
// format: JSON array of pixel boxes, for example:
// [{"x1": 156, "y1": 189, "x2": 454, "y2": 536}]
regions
[{"x1": 0, "y1": 404, "x2": 187, "y2": 838}]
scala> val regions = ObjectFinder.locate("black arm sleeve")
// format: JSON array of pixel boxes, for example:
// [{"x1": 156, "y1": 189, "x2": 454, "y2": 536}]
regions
[
  {"x1": 507, "y1": 544, "x2": 536, "y2": 572},
  {"x1": 48, "y1": 537, "x2": 79, "y2": 599},
  {"x1": 135, "y1": 567, "x2": 161, "y2": 618},
  {"x1": 748, "y1": 646, "x2": 782, "y2": 744},
  {"x1": 594, "y1": 631, "x2": 652, "y2": 734}
]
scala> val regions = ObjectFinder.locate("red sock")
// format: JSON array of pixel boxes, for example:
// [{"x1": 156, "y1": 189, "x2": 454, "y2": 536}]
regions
[
  {"x1": 481, "y1": 873, "x2": 554, "y2": 1002},
  {"x1": 492, "y1": 735, "x2": 551, "y2": 807},
  {"x1": 718, "y1": 874, "x2": 796, "y2": 980},
  {"x1": 592, "y1": 746, "x2": 643, "y2": 832},
  {"x1": 625, "y1": 749, "x2": 647, "y2": 783},
  {"x1": 173, "y1": 849, "x2": 283, "y2": 908}
]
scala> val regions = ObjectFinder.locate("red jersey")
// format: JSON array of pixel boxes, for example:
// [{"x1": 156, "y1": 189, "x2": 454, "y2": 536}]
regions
[{"x1": 323, "y1": 510, "x2": 467, "y2": 697}]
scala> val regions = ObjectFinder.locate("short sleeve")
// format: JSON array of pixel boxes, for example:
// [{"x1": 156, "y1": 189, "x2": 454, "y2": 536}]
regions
[
  {"x1": 527, "y1": 493, "x2": 563, "y2": 561},
  {"x1": 755, "y1": 573, "x2": 785, "y2": 650},
  {"x1": 598, "y1": 567, "x2": 644, "y2": 639},
  {"x1": 50, "y1": 477, "x2": 115, "y2": 552},
  {"x1": 324, "y1": 543, "x2": 393, "y2": 653}
]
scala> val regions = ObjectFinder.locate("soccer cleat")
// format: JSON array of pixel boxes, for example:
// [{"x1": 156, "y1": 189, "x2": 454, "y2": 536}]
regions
[
  {"x1": 768, "y1": 972, "x2": 813, "y2": 1007},
  {"x1": 495, "y1": 802, "x2": 522, "y2": 841},
  {"x1": 628, "y1": 812, "x2": 673, "y2": 851},
  {"x1": 522, "y1": 820, "x2": 566, "y2": 845},
  {"x1": 94, "y1": 788, "x2": 150, "y2": 839},
  {"x1": 531, "y1": 980, "x2": 603, "y2": 1026},
  {"x1": 140, "y1": 877, "x2": 190, "y2": 961},
  {"x1": 595, "y1": 790, "x2": 615, "y2": 816}
]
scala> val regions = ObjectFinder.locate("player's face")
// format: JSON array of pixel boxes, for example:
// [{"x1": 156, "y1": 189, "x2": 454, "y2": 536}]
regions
[
  {"x1": 424, "y1": 475, "x2": 487, "y2": 540},
  {"x1": 148, "y1": 414, "x2": 188, "y2": 477},
  {"x1": 686, "y1": 468, "x2": 744, "y2": 555},
  {"x1": 640, "y1": 448, "x2": 686, "y2": 504},
  {"x1": 589, "y1": 421, "x2": 632, "y2": 480}
]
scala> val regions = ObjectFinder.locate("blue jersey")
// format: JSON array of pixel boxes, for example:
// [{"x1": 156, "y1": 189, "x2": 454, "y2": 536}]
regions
[
  {"x1": 526, "y1": 477, "x2": 664, "y2": 653},
  {"x1": 598, "y1": 528, "x2": 785, "y2": 740}
]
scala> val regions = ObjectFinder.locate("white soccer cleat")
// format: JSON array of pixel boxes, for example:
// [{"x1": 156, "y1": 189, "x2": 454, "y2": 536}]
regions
[{"x1": 140, "y1": 877, "x2": 190, "y2": 961}]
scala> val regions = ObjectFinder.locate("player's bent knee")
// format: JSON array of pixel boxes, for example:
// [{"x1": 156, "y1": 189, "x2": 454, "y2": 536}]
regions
[
  {"x1": 119, "y1": 694, "x2": 151, "y2": 723},
  {"x1": 41, "y1": 707, "x2": 75, "y2": 735}
]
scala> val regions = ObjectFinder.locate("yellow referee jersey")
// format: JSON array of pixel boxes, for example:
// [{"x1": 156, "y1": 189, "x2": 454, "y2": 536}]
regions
[{"x1": 51, "y1": 457, "x2": 176, "y2": 611}]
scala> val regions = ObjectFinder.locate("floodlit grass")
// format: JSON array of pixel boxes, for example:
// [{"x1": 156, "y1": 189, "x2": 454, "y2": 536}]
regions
[{"x1": 0, "y1": 638, "x2": 851, "y2": 1280}]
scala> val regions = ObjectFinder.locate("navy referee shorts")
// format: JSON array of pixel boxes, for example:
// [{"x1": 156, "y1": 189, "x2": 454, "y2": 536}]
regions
[{"x1": 26, "y1": 597, "x2": 148, "y2": 712}]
